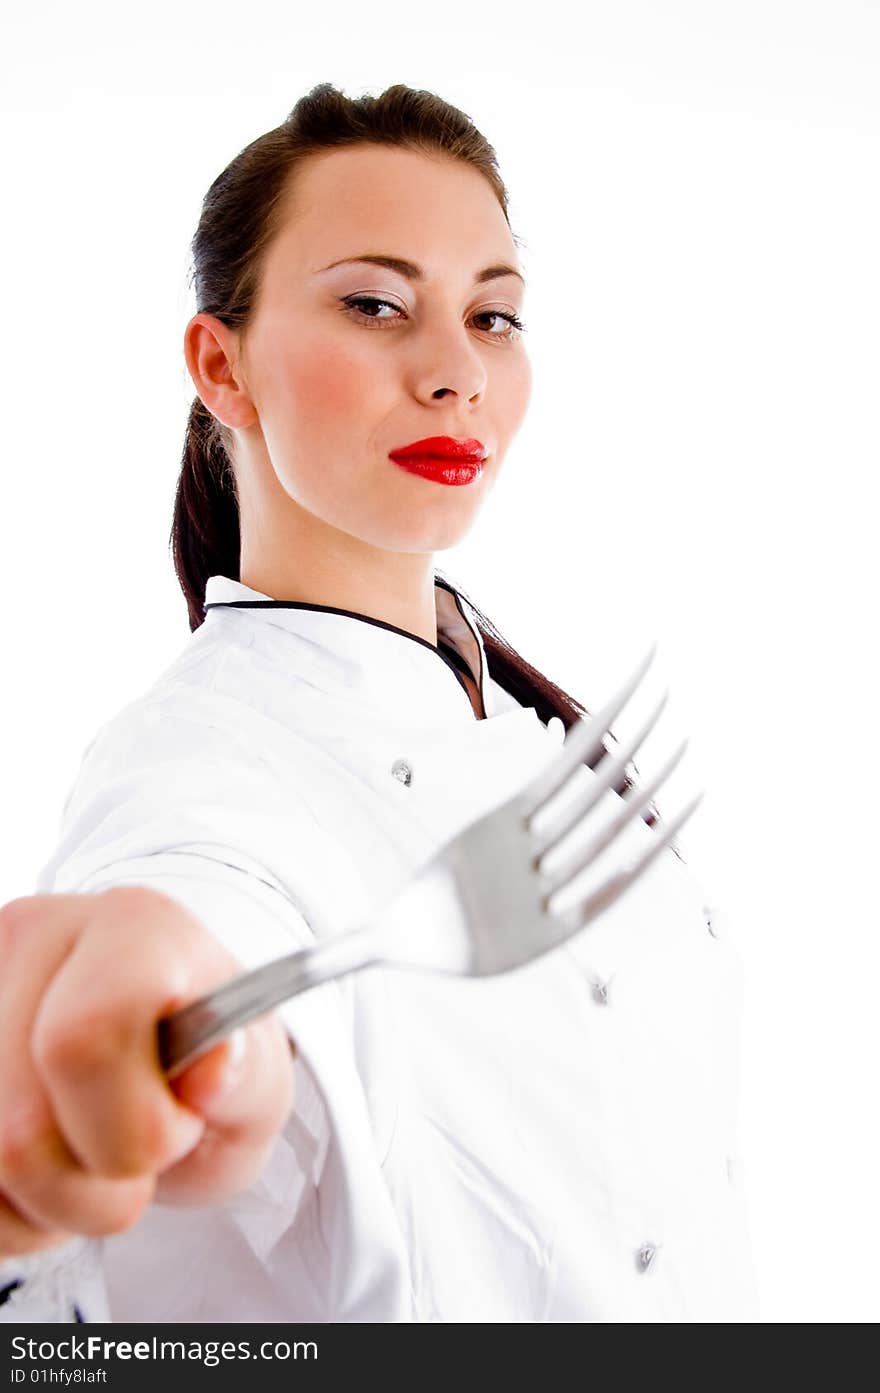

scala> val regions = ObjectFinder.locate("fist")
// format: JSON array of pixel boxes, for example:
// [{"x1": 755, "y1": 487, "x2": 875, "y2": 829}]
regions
[{"x1": 0, "y1": 886, "x2": 296, "y2": 1259}]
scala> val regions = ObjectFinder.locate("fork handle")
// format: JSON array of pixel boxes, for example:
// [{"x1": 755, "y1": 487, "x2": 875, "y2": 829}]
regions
[{"x1": 157, "y1": 921, "x2": 379, "y2": 1080}]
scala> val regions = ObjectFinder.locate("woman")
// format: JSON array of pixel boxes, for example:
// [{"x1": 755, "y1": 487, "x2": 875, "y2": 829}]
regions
[{"x1": 0, "y1": 82, "x2": 759, "y2": 1322}]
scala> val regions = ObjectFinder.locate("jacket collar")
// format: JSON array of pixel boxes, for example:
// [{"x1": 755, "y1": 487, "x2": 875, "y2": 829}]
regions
[{"x1": 202, "y1": 572, "x2": 495, "y2": 723}]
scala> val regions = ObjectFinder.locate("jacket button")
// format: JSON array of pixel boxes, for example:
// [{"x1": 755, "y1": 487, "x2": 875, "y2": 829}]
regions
[
  {"x1": 636, "y1": 1242, "x2": 658, "y2": 1273},
  {"x1": 702, "y1": 904, "x2": 719, "y2": 938},
  {"x1": 590, "y1": 977, "x2": 610, "y2": 1005},
  {"x1": 391, "y1": 758, "x2": 413, "y2": 787}
]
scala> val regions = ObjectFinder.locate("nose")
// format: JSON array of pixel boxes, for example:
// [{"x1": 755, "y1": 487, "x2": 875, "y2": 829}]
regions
[{"x1": 410, "y1": 323, "x2": 488, "y2": 406}]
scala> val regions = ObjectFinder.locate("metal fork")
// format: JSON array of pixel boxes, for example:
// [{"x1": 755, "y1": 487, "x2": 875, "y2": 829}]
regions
[{"x1": 157, "y1": 644, "x2": 702, "y2": 1080}]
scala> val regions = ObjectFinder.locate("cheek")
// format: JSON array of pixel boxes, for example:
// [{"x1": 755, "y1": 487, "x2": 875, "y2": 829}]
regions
[
  {"x1": 260, "y1": 335, "x2": 395, "y2": 513},
  {"x1": 289, "y1": 340, "x2": 380, "y2": 433},
  {"x1": 505, "y1": 356, "x2": 532, "y2": 430}
]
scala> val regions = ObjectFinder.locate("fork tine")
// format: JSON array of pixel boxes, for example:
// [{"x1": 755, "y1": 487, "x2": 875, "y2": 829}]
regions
[
  {"x1": 528, "y1": 691, "x2": 670, "y2": 854},
  {"x1": 538, "y1": 737, "x2": 689, "y2": 897},
  {"x1": 518, "y1": 643, "x2": 658, "y2": 822},
  {"x1": 544, "y1": 790, "x2": 706, "y2": 931}
]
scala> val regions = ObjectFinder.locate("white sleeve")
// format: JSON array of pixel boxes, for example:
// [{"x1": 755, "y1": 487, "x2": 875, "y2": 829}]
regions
[
  {"x1": 0, "y1": 1237, "x2": 111, "y2": 1324},
  {"x1": 2, "y1": 707, "x2": 400, "y2": 1323}
]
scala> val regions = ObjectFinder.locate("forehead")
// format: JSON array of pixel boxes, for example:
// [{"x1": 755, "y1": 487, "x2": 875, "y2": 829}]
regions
[{"x1": 265, "y1": 144, "x2": 519, "y2": 279}]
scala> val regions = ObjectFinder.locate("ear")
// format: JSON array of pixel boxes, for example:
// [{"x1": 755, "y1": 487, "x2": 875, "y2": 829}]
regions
[{"x1": 183, "y1": 313, "x2": 258, "y2": 430}]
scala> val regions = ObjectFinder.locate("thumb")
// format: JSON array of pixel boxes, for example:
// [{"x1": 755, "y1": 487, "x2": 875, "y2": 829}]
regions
[{"x1": 168, "y1": 1028, "x2": 250, "y2": 1123}]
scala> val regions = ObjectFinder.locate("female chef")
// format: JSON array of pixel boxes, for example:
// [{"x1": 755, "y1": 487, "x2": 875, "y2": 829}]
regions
[{"x1": 0, "y1": 81, "x2": 760, "y2": 1322}]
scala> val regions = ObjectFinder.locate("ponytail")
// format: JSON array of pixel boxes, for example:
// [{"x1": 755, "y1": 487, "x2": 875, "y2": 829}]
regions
[{"x1": 170, "y1": 397, "x2": 241, "y2": 633}]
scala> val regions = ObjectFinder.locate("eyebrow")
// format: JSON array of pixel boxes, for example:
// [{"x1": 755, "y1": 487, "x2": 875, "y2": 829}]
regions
[{"x1": 315, "y1": 253, "x2": 526, "y2": 287}]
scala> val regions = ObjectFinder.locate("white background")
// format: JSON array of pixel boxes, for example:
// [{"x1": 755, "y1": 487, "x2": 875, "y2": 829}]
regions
[{"x1": 2, "y1": 0, "x2": 877, "y2": 1323}]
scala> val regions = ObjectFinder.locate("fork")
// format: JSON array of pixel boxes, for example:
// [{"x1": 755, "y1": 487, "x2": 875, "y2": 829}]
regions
[{"x1": 157, "y1": 644, "x2": 702, "y2": 1080}]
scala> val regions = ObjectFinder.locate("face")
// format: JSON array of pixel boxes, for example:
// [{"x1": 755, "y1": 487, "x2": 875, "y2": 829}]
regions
[{"x1": 186, "y1": 143, "x2": 531, "y2": 567}]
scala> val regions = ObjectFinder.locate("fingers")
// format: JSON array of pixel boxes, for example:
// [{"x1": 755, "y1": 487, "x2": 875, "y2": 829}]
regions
[
  {"x1": 0, "y1": 1086, "x2": 155, "y2": 1241},
  {"x1": 30, "y1": 885, "x2": 295, "y2": 1210},
  {"x1": 0, "y1": 886, "x2": 297, "y2": 1250},
  {"x1": 154, "y1": 1013, "x2": 296, "y2": 1207},
  {"x1": 0, "y1": 1191, "x2": 75, "y2": 1258},
  {"x1": 0, "y1": 894, "x2": 161, "y2": 1244},
  {"x1": 29, "y1": 889, "x2": 207, "y2": 1179}
]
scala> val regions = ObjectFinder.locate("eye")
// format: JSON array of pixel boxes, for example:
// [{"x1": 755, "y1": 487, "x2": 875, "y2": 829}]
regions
[
  {"x1": 471, "y1": 308, "x2": 527, "y2": 338},
  {"x1": 340, "y1": 295, "x2": 402, "y2": 324},
  {"x1": 339, "y1": 295, "x2": 526, "y2": 340}
]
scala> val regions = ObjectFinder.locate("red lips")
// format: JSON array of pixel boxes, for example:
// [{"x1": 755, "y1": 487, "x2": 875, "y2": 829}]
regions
[{"x1": 388, "y1": 436, "x2": 488, "y2": 463}]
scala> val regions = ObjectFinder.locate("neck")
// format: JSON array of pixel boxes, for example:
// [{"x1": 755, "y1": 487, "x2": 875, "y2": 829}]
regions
[{"x1": 239, "y1": 545, "x2": 440, "y2": 647}]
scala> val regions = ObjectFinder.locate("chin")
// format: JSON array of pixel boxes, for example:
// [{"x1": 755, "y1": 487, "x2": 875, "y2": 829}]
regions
[{"x1": 370, "y1": 518, "x2": 476, "y2": 553}]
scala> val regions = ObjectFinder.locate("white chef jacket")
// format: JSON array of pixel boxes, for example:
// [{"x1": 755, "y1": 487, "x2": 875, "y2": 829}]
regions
[{"x1": 1, "y1": 572, "x2": 760, "y2": 1323}]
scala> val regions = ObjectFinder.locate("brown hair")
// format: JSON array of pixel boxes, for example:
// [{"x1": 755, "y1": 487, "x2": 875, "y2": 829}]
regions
[{"x1": 170, "y1": 81, "x2": 668, "y2": 838}]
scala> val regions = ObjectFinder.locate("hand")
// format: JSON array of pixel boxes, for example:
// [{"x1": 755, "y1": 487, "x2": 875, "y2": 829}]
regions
[{"x1": 0, "y1": 886, "x2": 296, "y2": 1259}]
